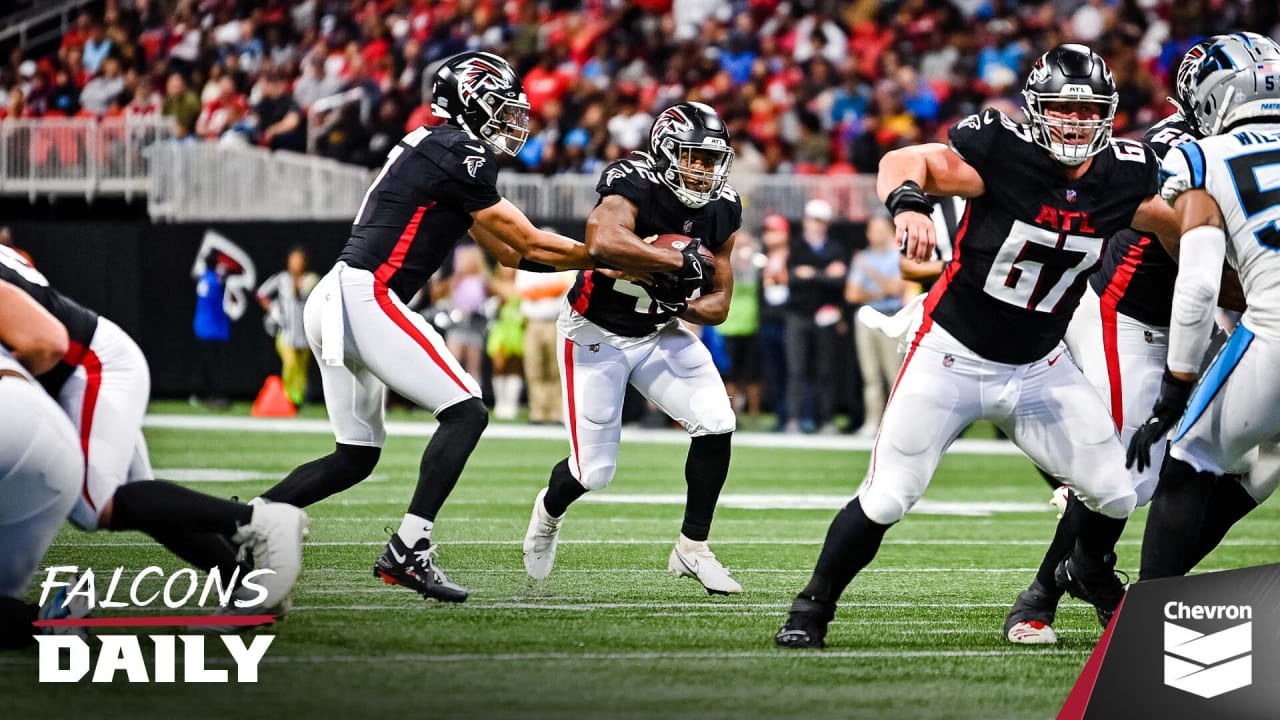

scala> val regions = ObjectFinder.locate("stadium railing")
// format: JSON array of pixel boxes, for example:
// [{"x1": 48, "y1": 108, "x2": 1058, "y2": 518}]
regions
[
  {"x1": 146, "y1": 141, "x2": 373, "y2": 222},
  {"x1": 0, "y1": 116, "x2": 176, "y2": 201},
  {"x1": 306, "y1": 87, "x2": 371, "y2": 155}
]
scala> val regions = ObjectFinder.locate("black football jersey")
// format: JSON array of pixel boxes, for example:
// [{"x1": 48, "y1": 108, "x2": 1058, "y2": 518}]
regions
[
  {"x1": 931, "y1": 109, "x2": 1160, "y2": 363},
  {"x1": 0, "y1": 244, "x2": 99, "y2": 392},
  {"x1": 339, "y1": 124, "x2": 502, "y2": 302},
  {"x1": 1087, "y1": 113, "x2": 1199, "y2": 327},
  {"x1": 566, "y1": 158, "x2": 742, "y2": 336}
]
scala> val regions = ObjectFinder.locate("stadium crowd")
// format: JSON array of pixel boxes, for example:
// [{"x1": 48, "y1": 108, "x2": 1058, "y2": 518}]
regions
[{"x1": 2, "y1": 0, "x2": 1276, "y2": 174}]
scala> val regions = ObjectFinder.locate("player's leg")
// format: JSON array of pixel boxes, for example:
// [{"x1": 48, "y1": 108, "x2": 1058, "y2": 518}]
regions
[
  {"x1": 262, "y1": 269, "x2": 385, "y2": 508},
  {"x1": 525, "y1": 334, "x2": 632, "y2": 580},
  {"x1": 1142, "y1": 327, "x2": 1279, "y2": 579},
  {"x1": 0, "y1": 376, "x2": 82, "y2": 650},
  {"x1": 1007, "y1": 354, "x2": 1136, "y2": 629},
  {"x1": 335, "y1": 268, "x2": 483, "y2": 602},
  {"x1": 631, "y1": 325, "x2": 740, "y2": 594},
  {"x1": 777, "y1": 341, "x2": 980, "y2": 648}
]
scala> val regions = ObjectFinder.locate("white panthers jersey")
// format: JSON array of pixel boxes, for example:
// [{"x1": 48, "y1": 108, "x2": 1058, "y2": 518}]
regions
[
  {"x1": 1163, "y1": 122, "x2": 1280, "y2": 341},
  {"x1": 0, "y1": 345, "x2": 31, "y2": 379}
]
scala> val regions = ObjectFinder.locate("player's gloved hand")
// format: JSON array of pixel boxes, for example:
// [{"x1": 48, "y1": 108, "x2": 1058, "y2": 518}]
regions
[
  {"x1": 675, "y1": 238, "x2": 714, "y2": 296},
  {"x1": 641, "y1": 275, "x2": 689, "y2": 315},
  {"x1": 1126, "y1": 369, "x2": 1196, "y2": 472}
]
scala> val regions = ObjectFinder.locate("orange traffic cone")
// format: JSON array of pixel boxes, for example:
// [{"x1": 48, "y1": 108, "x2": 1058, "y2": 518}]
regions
[{"x1": 251, "y1": 375, "x2": 296, "y2": 417}]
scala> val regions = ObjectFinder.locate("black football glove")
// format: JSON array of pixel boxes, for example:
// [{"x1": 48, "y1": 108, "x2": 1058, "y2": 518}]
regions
[
  {"x1": 640, "y1": 275, "x2": 689, "y2": 315},
  {"x1": 1126, "y1": 369, "x2": 1196, "y2": 472},
  {"x1": 674, "y1": 239, "x2": 714, "y2": 296}
]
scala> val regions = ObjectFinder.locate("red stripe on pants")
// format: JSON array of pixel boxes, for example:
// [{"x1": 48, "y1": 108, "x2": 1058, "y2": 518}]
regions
[
  {"x1": 1099, "y1": 298, "x2": 1124, "y2": 430},
  {"x1": 372, "y1": 282, "x2": 471, "y2": 395},
  {"x1": 66, "y1": 339, "x2": 103, "y2": 510},
  {"x1": 563, "y1": 339, "x2": 583, "y2": 479}
]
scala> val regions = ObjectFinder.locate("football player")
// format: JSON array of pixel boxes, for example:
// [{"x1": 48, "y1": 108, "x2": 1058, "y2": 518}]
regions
[
  {"x1": 254, "y1": 52, "x2": 670, "y2": 602},
  {"x1": 1128, "y1": 33, "x2": 1280, "y2": 580},
  {"x1": 0, "y1": 280, "x2": 81, "y2": 649},
  {"x1": 521, "y1": 102, "x2": 743, "y2": 594},
  {"x1": 776, "y1": 45, "x2": 1181, "y2": 649},
  {"x1": 0, "y1": 248, "x2": 306, "y2": 620},
  {"x1": 1003, "y1": 39, "x2": 1228, "y2": 644}
]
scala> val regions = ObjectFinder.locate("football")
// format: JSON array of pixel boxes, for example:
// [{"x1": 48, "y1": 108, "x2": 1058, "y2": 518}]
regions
[{"x1": 650, "y1": 234, "x2": 716, "y2": 295}]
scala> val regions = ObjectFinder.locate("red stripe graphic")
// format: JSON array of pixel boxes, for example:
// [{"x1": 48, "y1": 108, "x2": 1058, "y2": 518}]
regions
[
  {"x1": 66, "y1": 339, "x2": 102, "y2": 511},
  {"x1": 571, "y1": 270, "x2": 595, "y2": 314},
  {"x1": 373, "y1": 203, "x2": 433, "y2": 285},
  {"x1": 372, "y1": 282, "x2": 470, "y2": 394},
  {"x1": 1097, "y1": 238, "x2": 1147, "y2": 429},
  {"x1": 1058, "y1": 594, "x2": 1126, "y2": 719},
  {"x1": 563, "y1": 339, "x2": 583, "y2": 479},
  {"x1": 35, "y1": 615, "x2": 276, "y2": 628}
]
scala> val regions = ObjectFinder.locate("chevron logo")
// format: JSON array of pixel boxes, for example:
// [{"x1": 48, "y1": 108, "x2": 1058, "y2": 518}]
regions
[{"x1": 1163, "y1": 616, "x2": 1252, "y2": 699}]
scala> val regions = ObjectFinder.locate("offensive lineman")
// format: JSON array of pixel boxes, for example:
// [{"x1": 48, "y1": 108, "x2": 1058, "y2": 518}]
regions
[
  {"x1": 1128, "y1": 34, "x2": 1280, "y2": 580},
  {"x1": 1003, "y1": 39, "x2": 1225, "y2": 644},
  {"x1": 0, "y1": 280, "x2": 81, "y2": 649},
  {"x1": 522, "y1": 102, "x2": 743, "y2": 594},
  {"x1": 776, "y1": 45, "x2": 1180, "y2": 649},
  {"x1": 255, "y1": 53, "x2": 700, "y2": 602},
  {"x1": 0, "y1": 248, "x2": 306, "y2": 618}
]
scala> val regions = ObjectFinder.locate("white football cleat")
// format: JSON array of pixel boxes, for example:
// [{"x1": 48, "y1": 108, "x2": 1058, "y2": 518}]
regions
[
  {"x1": 1006, "y1": 620, "x2": 1058, "y2": 645},
  {"x1": 523, "y1": 488, "x2": 563, "y2": 580},
  {"x1": 230, "y1": 502, "x2": 307, "y2": 612},
  {"x1": 668, "y1": 537, "x2": 742, "y2": 595}
]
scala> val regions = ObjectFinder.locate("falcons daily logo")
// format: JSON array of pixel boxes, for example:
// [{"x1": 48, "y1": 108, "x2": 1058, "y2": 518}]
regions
[
  {"x1": 651, "y1": 107, "x2": 694, "y2": 142},
  {"x1": 454, "y1": 56, "x2": 510, "y2": 106},
  {"x1": 464, "y1": 155, "x2": 486, "y2": 178}
]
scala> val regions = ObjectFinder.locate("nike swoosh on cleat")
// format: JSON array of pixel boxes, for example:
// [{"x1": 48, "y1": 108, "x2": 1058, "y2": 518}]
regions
[{"x1": 390, "y1": 547, "x2": 407, "y2": 564}]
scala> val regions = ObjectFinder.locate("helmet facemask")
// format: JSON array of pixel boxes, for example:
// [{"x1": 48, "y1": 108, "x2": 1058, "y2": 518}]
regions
[
  {"x1": 1023, "y1": 93, "x2": 1117, "y2": 166},
  {"x1": 659, "y1": 139, "x2": 735, "y2": 208},
  {"x1": 478, "y1": 94, "x2": 531, "y2": 156}
]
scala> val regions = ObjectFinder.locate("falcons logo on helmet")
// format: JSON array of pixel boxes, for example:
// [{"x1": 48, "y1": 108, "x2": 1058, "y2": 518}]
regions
[
  {"x1": 454, "y1": 57, "x2": 510, "y2": 106},
  {"x1": 651, "y1": 107, "x2": 694, "y2": 142}
]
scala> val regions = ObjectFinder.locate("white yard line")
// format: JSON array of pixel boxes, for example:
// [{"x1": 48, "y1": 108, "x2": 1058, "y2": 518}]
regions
[
  {"x1": 70, "y1": 538, "x2": 1280, "y2": 547},
  {"x1": 144, "y1": 413, "x2": 1028, "y2": 456}
]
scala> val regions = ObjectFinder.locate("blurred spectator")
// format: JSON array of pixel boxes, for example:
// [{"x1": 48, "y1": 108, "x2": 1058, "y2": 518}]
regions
[
  {"x1": 720, "y1": 231, "x2": 763, "y2": 419},
  {"x1": 126, "y1": 75, "x2": 163, "y2": 116},
  {"x1": 517, "y1": 266, "x2": 574, "y2": 425},
  {"x1": 846, "y1": 214, "x2": 906, "y2": 438},
  {"x1": 487, "y1": 266, "x2": 525, "y2": 421},
  {"x1": 784, "y1": 199, "x2": 849, "y2": 435},
  {"x1": 196, "y1": 76, "x2": 248, "y2": 141},
  {"x1": 192, "y1": 251, "x2": 232, "y2": 410},
  {"x1": 252, "y1": 70, "x2": 305, "y2": 152},
  {"x1": 758, "y1": 214, "x2": 791, "y2": 431},
  {"x1": 162, "y1": 73, "x2": 202, "y2": 137},
  {"x1": 82, "y1": 21, "x2": 112, "y2": 75},
  {"x1": 443, "y1": 244, "x2": 491, "y2": 385},
  {"x1": 256, "y1": 248, "x2": 319, "y2": 408},
  {"x1": 79, "y1": 56, "x2": 124, "y2": 116}
]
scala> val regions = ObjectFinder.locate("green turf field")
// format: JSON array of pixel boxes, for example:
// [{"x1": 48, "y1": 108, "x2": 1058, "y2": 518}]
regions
[{"x1": 4, "y1": 418, "x2": 1278, "y2": 719}]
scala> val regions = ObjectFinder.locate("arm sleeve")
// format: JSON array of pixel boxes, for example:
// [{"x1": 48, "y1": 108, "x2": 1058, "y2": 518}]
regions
[{"x1": 1167, "y1": 225, "x2": 1227, "y2": 374}]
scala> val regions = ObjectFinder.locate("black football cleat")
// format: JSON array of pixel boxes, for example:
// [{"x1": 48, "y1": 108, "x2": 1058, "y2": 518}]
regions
[
  {"x1": 774, "y1": 596, "x2": 835, "y2": 649},
  {"x1": 374, "y1": 533, "x2": 469, "y2": 603},
  {"x1": 1003, "y1": 579, "x2": 1061, "y2": 644},
  {"x1": 1055, "y1": 553, "x2": 1126, "y2": 628}
]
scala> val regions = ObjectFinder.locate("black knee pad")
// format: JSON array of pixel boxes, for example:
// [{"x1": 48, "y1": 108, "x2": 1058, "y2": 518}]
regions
[
  {"x1": 334, "y1": 443, "x2": 381, "y2": 478},
  {"x1": 437, "y1": 397, "x2": 489, "y2": 439}
]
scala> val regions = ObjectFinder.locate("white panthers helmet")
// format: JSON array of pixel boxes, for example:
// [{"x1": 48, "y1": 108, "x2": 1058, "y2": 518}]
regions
[{"x1": 1189, "y1": 33, "x2": 1280, "y2": 136}]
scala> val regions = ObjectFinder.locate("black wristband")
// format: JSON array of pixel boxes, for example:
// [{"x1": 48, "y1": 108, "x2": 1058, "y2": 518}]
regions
[
  {"x1": 517, "y1": 258, "x2": 557, "y2": 273},
  {"x1": 885, "y1": 180, "x2": 933, "y2": 217}
]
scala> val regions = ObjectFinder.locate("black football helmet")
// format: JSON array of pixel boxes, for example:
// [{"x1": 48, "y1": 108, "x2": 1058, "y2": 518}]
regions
[
  {"x1": 1171, "y1": 37, "x2": 1222, "y2": 134},
  {"x1": 431, "y1": 51, "x2": 530, "y2": 156},
  {"x1": 646, "y1": 102, "x2": 735, "y2": 208},
  {"x1": 1022, "y1": 45, "x2": 1118, "y2": 166}
]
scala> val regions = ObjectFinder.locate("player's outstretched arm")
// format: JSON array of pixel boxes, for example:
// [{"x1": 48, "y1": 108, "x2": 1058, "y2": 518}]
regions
[
  {"x1": 471, "y1": 199, "x2": 594, "y2": 270},
  {"x1": 0, "y1": 279, "x2": 68, "y2": 375},
  {"x1": 682, "y1": 233, "x2": 736, "y2": 326},
  {"x1": 584, "y1": 195, "x2": 685, "y2": 273},
  {"x1": 878, "y1": 144, "x2": 983, "y2": 263},
  {"x1": 1133, "y1": 193, "x2": 1245, "y2": 310},
  {"x1": 1165, "y1": 189, "x2": 1227, "y2": 381}
]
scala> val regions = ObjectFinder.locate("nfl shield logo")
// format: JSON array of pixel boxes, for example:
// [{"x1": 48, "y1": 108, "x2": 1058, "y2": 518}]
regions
[
  {"x1": 683, "y1": 219, "x2": 694, "y2": 234},
  {"x1": 942, "y1": 354, "x2": 955, "y2": 368},
  {"x1": 1065, "y1": 189, "x2": 1077, "y2": 203}
]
